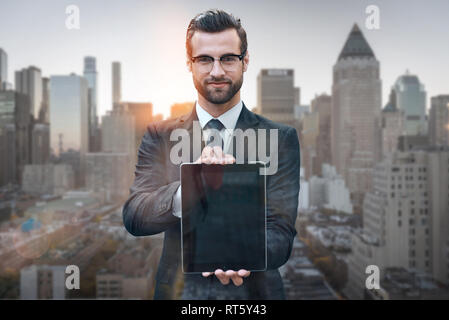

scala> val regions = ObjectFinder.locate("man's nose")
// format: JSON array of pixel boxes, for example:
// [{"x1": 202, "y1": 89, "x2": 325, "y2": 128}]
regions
[{"x1": 209, "y1": 59, "x2": 226, "y2": 77}]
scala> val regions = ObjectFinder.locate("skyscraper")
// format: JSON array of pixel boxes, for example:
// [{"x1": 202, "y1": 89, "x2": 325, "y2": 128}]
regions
[
  {"x1": 83, "y1": 56, "x2": 99, "y2": 152},
  {"x1": 331, "y1": 24, "x2": 382, "y2": 210},
  {"x1": 15, "y1": 66, "x2": 43, "y2": 120},
  {"x1": 429, "y1": 95, "x2": 449, "y2": 147},
  {"x1": 31, "y1": 123, "x2": 50, "y2": 164},
  {"x1": 39, "y1": 77, "x2": 50, "y2": 123},
  {"x1": 0, "y1": 48, "x2": 7, "y2": 90},
  {"x1": 101, "y1": 108, "x2": 135, "y2": 157},
  {"x1": 311, "y1": 94, "x2": 332, "y2": 175},
  {"x1": 393, "y1": 72, "x2": 427, "y2": 136},
  {"x1": 0, "y1": 91, "x2": 31, "y2": 186},
  {"x1": 112, "y1": 62, "x2": 121, "y2": 110},
  {"x1": 49, "y1": 74, "x2": 89, "y2": 157},
  {"x1": 122, "y1": 101, "x2": 153, "y2": 156},
  {"x1": 301, "y1": 110, "x2": 319, "y2": 179},
  {"x1": 428, "y1": 150, "x2": 449, "y2": 285},
  {"x1": 381, "y1": 89, "x2": 404, "y2": 157},
  {"x1": 257, "y1": 69, "x2": 297, "y2": 127}
]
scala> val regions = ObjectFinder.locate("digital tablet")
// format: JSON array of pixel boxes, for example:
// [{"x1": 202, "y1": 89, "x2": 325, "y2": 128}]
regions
[{"x1": 180, "y1": 162, "x2": 267, "y2": 274}]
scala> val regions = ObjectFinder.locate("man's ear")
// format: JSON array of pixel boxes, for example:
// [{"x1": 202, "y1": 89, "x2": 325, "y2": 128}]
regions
[
  {"x1": 243, "y1": 51, "x2": 249, "y2": 72},
  {"x1": 186, "y1": 59, "x2": 192, "y2": 72}
]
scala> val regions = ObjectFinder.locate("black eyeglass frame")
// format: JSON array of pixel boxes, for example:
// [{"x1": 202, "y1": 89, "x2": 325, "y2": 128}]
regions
[{"x1": 190, "y1": 50, "x2": 247, "y2": 64}]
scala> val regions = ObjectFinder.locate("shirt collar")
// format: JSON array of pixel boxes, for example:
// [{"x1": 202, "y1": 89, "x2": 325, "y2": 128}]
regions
[{"x1": 195, "y1": 100, "x2": 243, "y2": 130}]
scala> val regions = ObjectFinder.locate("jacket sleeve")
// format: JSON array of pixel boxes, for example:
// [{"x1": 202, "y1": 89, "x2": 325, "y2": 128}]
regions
[
  {"x1": 122, "y1": 123, "x2": 180, "y2": 236},
  {"x1": 266, "y1": 127, "x2": 300, "y2": 270}
]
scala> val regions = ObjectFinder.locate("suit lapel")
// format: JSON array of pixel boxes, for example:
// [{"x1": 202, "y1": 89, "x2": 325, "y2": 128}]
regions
[{"x1": 229, "y1": 103, "x2": 260, "y2": 160}]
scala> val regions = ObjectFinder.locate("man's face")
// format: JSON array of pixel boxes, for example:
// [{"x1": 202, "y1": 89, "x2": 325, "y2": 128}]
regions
[{"x1": 188, "y1": 28, "x2": 249, "y2": 105}]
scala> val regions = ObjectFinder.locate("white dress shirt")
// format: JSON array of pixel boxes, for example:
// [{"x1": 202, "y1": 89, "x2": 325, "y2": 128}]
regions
[{"x1": 172, "y1": 100, "x2": 243, "y2": 218}]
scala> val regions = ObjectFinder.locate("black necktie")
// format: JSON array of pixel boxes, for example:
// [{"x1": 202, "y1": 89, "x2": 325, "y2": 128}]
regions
[{"x1": 204, "y1": 119, "x2": 225, "y2": 149}]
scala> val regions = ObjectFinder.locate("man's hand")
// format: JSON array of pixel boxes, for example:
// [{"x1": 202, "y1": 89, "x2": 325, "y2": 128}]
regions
[
  {"x1": 202, "y1": 269, "x2": 251, "y2": 286},
  {"x1": 195, "y1": 145, "x2": 235, "y2": 164}
]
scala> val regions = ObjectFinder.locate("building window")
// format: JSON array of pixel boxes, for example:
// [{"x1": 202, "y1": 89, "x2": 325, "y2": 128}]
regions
[{"x1": 398, "y1": 220, "x2": 402, "y2": 227}]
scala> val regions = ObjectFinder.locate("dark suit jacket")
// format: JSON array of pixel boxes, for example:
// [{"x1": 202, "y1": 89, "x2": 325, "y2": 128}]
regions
[{"x1": 122, "y1": 103, "x2": 300, "y2": 299}]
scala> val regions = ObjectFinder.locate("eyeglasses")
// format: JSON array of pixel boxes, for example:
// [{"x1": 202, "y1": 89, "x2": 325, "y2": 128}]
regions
[{"x1": 190, "y1": 50, "x2": 246, "y2": 73}]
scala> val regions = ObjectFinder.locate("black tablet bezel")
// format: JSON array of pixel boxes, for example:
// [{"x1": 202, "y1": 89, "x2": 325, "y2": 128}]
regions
[{"x1": 180, "y1": 162, "x2": 267, "y2": 274}]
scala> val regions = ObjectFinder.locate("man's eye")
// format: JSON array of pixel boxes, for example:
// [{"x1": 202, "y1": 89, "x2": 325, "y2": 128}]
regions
[
  {"x1": 197, "y1": 57, "x2": 213, "y2": 64},
  {"x1": 222, "y1": 56, "x2": 238, "y2": 63}
]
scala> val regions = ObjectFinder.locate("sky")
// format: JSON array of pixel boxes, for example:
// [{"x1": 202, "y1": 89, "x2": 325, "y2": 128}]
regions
[{"x1": 0, "y1": 0, "x2": 448, "y2": 119}]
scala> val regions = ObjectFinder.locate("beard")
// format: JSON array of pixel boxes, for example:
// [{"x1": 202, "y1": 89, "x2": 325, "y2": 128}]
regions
[{"x1": 193, "y1": 73, "x2": 244, "y2": 105}]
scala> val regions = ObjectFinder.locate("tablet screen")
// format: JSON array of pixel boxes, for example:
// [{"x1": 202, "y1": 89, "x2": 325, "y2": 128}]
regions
[{"x1": 181, "y1": 163, "x2": 267, "y2": 273}]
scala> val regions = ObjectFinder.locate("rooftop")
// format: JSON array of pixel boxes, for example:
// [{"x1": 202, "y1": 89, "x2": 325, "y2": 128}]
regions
[{"x1": 338, "y1": 24, "x2": 376, "y2": 61}]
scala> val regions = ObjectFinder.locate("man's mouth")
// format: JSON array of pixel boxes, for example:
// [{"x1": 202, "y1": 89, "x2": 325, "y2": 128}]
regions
[{"x1": 208, "y1": 82, "x2": 229, "y2": 88}]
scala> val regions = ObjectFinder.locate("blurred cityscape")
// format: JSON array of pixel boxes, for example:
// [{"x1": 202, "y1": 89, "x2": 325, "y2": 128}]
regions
[{"x1": 1, "y1": 21, "x2": 449, "y2": 300}]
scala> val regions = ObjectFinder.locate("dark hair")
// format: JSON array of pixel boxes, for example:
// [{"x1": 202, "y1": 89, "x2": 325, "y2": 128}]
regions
[{"x1": 186, "y1": 9, "x2": 247, "y2": 59}]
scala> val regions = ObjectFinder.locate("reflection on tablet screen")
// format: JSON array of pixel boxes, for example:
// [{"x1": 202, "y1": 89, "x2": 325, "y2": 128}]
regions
[{"x1": 181, "y1": 164, "x2": 266, "y2": 273}]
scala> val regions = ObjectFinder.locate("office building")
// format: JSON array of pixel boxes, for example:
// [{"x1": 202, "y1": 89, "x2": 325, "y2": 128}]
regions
[
  {"x1": 49, "y1": 74, "x2": 89, "y2": 157},
  {"x1": 85, "y1": 152, "x2": 131, "y2": 203},
  {"x1": 429, "y1": 95, "x2": 449, "y2": 147},
  {"x1": 344, "y1": 149, "x2": 449, "y2": 299},
  {"x1": 121, "y1": 101, "x2": 153, "y2": 153},
  {"x1": 309, "y1": 164, "x2": 353, "y2": 214},
  {"x1": 331, "y1": 24, "x2": 382, "y2": 210},
  {"x1": 302, "y1": 94, "x2": 332, "y2": 178},
  {"x1": 0, "y1": 48, "x2": 7, "y2": 90},
  {"x1": 22, "y1": 164, "x2": 74, "y2": 195},
  {"x1": 257, "y1": 69, "x2": 298, "y2": 128},
  {"x1": 112, "y1": 62, "x2": 121, "y2": 110},
  {"x1": 39, "y1": 77, "x2": 50, "y2": 123},
  {"x1": 83, "y1": 56, "x2": 100, "y2": 152},
  {"x1": 381, "y1": 89, "x2": 404, "y2": 157},
  {"x1": 15, "y1": 66, "x2": 43, "y2": 119},
  {"x1": 20, "y1": 264, "x2": 67, "y2": 299},
  {"x1": 0, "y1": 91, "x2": 31, "y2": 186},
  {"x1": 393, "y1": 72, "x2": 427, "y2": 136},
  {"x1": 31, "y1": 123, "x2": 50, "y2": 164}
]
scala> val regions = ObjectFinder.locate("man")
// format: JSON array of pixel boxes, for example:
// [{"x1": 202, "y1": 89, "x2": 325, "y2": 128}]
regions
[{"x1": 122, "y1": 9, "x2": 300, "y2": 300}]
